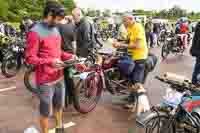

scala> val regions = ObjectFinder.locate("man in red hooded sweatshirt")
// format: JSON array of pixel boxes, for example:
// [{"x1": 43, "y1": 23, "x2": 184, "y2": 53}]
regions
[{"x1": 25, "y1": 1, "x2": 75, "y2": 133}]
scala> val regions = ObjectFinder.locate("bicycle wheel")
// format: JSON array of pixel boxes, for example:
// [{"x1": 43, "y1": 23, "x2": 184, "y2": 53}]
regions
[
  {"x1": 145, "y1": 115, "x2": 175, "y2": 133},
  {"x1": 24, "y1": 66, "x2": 38, "y2": 94},
  {"x1": 73, "y1": 72, "x2": 103, "y2": 114},
  {"x1": 1, "y1": 54, "x2": 21, "y2": 78},
  {"x1": 161, "y1": 42, "x2": 170, "y2": 59}
]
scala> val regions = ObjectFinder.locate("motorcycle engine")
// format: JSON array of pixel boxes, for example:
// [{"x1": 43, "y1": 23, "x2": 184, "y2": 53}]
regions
[{"x1": 107, "y1": 68, "x2": 121, "y2": 81}]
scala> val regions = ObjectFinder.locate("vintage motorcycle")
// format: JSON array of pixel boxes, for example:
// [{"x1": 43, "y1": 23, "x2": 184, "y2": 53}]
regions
[
  {"x1": 1, "y1": 37, "x2": 25, "y2": 78},
  {"x1": 81, "y1": 48, "x2": 158, "y2": 114},
  {"x1": 161, "y1": 32, "x2": 186, "y2": 59}
]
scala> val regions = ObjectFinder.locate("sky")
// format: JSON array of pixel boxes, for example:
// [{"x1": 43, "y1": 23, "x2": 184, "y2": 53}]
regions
[{"x1": 75, "y1": 0, "x2": 200, "y2": 12}]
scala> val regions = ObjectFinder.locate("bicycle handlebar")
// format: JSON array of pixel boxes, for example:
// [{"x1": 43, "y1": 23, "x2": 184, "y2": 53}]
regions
[
  {"x1": 155, "y1": 76, "x2": 200, "y2": 92},
  {"x1": 63, "y1": 58, "x2": 86, "y2": 66}
]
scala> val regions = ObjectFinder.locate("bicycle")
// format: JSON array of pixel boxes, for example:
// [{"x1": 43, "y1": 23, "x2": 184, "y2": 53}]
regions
[{"x1": 136, "y1": 73, "x2": 200, "y2": 133}]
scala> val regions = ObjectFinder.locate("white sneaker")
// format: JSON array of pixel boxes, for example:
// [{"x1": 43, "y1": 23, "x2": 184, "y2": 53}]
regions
[{"x1": 24, "y1": 126, "x2": 39, "y2": 133}]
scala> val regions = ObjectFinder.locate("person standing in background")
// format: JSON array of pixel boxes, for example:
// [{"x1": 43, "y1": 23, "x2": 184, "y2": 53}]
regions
[
  {"x1": 72, "y1": 7, "x2": 97, "y2": 57},
  {"x1": 57, "y1": 16, "x2": 76, "y2": 109},
  {"x1": 190, "y1": 22, "x2": 200, "y2": 85},
  {"x1": 145, "y1": 20, "x2": 153, "y2": 48},
  {"x1": 25, "y1": 1, "x2": 75, "y2": 133}
]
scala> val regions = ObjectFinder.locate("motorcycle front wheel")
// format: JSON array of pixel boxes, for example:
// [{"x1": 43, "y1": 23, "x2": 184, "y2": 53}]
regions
[
  {"x1": 73, "y1": 72, "x2": 103, "y2": 114},
  {"x1": 1, "y1": 53, "x2": 22, "y2": 78}
]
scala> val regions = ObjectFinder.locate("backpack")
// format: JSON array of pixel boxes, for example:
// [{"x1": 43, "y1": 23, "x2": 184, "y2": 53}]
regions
[{"x1": 180, "y1": 23, "x2": 189, "y2": 33}]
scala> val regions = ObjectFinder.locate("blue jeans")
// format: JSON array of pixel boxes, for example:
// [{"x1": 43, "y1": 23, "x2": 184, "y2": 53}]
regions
[{"x1": 192, "y1": 58, "x2": 200, "y2": 84}]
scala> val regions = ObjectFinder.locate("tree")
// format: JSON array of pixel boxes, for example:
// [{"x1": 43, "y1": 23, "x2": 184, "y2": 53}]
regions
[
  {"x1": 103, "y1": 9, "x2": 111, "y2": 17},
  {"x1": 61, "y1": 0, "x2": 76, "y2": 14},
  {"x1": 96, "y1": 10, "x2": 101, "y2": 17},
  {"x1": 0, "y1": 0, "x2": 9, "y2": 21},
  {"x1": 159, "y1": 9, "x2": 168, "y2": 18},
  {"x1": 168, "y1": 5, "x2": 186, "y2": 18},
  {"x1": 86, "y1": 8, "x2": 96, "y2": 17}
]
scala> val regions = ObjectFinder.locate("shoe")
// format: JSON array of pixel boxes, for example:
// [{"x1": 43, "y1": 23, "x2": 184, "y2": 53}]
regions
[{"x1": 55, "y1": 128, "x2": 65, "y2": 133}]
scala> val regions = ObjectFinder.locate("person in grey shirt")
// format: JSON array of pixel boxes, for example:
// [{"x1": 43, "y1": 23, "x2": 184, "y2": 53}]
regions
[{"x1": 57, "y1": 17, "x2": 76, "y2": 54}]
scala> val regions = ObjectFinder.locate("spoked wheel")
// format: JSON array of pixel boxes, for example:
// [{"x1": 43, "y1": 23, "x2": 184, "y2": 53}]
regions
[
  {"x1": 1, "y1": 55, "x2": 21, "y2": 78},
  {"x1": 101, "y1": 32, "x2": 109, "y2": 41},
  {"x1": 73, "y1": 72, "x2": 103, "y2": 113},
  {"x1": 145, "y1": 116, "x2": 175, "y2": 133},
  {"x1": 161, "y1": 43, "x2": 170, "y2": 60},
  {"x1": 24, "y1": 66, "x2": 38, "y2": 94}
]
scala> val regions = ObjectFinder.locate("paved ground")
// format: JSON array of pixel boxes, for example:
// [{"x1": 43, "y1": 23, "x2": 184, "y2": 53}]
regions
[{"x1": 0, "y1": 44, "x2": 195, "y2": 133}]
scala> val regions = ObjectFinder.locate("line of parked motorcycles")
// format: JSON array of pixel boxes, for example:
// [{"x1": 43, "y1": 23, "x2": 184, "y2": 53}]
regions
[
  {"x1": 0, "y1": 32, "x2": 25, "y2": 78},
  {"x1": 161, "y1": 31, "x2": 193, "y2": 59},
  {"x1": 146, "y1": 28, "x2": 193, "y2": 60}
]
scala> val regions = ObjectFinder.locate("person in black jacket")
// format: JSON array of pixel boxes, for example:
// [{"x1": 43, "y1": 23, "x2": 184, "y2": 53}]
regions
[
  {"x1": 190, "y1": 22, "x2": 200, "y2": 84},
  {"x1": 72, "y1": 8, "x2": 97, "y2": 57},
  {"x1": 57, "y1": 17, "x2": 76, "y2": 109}
]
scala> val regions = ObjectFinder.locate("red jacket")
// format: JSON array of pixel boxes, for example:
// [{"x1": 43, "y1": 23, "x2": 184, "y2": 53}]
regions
[{"x1": 25, "y1": 23, "x2": 72, "y2": 85}]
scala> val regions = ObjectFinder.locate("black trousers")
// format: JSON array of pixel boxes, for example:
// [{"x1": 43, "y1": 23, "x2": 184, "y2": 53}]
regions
[{"x1": 63, "y1": 67, "x2": 74, "y2": 107}]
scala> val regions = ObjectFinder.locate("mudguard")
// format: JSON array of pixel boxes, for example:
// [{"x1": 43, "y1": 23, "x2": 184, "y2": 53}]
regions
[{"x1": 136, "y1": 109, "x2": 168, "y2": 128}]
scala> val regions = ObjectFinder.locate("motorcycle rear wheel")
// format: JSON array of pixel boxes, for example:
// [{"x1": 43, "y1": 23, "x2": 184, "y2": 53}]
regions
[{"x1": 161, "y1": 43, "x2": 170, "y2": 59}]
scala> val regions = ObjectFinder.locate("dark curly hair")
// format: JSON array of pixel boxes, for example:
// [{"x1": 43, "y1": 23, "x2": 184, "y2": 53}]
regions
[{"x1": 43, "y1": 0, "x2": 65, "y2": 18}]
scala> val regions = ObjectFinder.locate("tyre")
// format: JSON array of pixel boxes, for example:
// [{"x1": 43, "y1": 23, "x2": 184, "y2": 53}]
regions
[
  {"x1": 1, "y1": 54, "x2": 21, "y2": 78},
  {"x1": 161, "y1": 42, "x2": 170, "y2": 59},
  {"x1": 144, "y1": 115, "x2": 175, "y2": 133},
  {"x1": 73, "y1": 72, "x2": 103, "y2": 113},
  {"x1": 24, "y1": 66, "x2": 38, "y2": 94},
  {"x1": 157, "y1": 34, "x2": 165, "y2": 47},
  {"x1": 101, "y1": 32, "x2": 109, "y2": 41}
]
